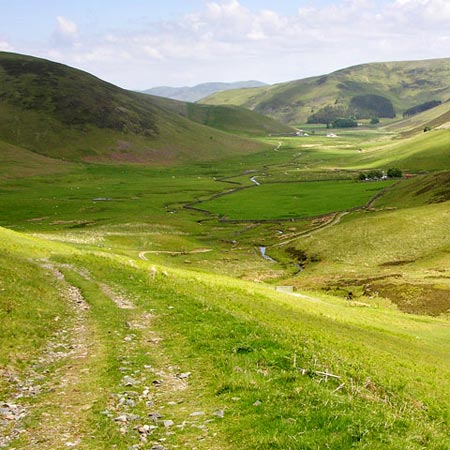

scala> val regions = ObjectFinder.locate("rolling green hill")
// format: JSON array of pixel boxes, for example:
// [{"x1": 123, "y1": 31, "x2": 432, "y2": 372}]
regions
[
  {"x1": 0, "y1": 52, "x2": 285, "y2": 164},
  {"x1": 200, "y1": 58, "x2": 450, "y2": 124},
  {"x1": 149, "y1": 95, "x2": 294, "y2": 136},
  {"x1": 0, "y1": 139, "x2": 77, "y2": 179},
  {"x1": 383, "y1": 100, "x2": 450, "y2": 136},
  {"x1": 350, "y1": 129, "x2": 450, "y2": 172}
]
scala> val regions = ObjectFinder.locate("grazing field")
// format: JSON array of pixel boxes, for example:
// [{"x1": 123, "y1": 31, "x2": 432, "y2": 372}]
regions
[
  {"x1": 199, "y1": 180, "x2": 396, "y2": 220},
  {"x1": 0, "y1": 164, "x2": 221, "y2": 230}
]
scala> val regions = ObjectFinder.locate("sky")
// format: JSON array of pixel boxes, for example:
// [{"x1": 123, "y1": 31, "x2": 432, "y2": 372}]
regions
[{"x1": 1, "y1": 0, "x2": 450, "y2": 90}]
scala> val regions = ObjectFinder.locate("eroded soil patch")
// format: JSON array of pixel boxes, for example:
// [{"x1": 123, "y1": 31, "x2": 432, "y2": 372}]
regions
[{"x1": 374, "y1": 282, "x2": 450, "y2": 316}]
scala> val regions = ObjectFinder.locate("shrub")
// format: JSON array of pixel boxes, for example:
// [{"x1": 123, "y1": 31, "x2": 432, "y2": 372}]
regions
[
  {"x1": 367, "y1": 170, "x2": 383, "y2": 179},
  {"x1": 332, "y1": 118, "x2": 357, "y2": 128},
  {"x1": 387, "y1": 168, "x2": 402, "y2": 178},
  {"x1": 357, "y1": 172, "x2": 367, "y2": 181}
]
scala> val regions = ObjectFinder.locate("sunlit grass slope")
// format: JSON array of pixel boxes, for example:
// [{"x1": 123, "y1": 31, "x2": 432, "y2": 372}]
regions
[
  {"x1": 1, "y1": 226, "x2": 450, "y2": 449},
  {"x1": 384, "y1": 101, "x2": 450, "y2": 136},
  {"x1": 377, "y1": 171, "x2": 450, "y2": 208},
  {"x1": 282, "y1": 198, "x2": 450, "y2": 291},
  {"x1": 347, "y1": 129, "x2": 450, "y2": 172},
  {"x1": 0, "y1": 227, "x2": 74, "y2": 377}
]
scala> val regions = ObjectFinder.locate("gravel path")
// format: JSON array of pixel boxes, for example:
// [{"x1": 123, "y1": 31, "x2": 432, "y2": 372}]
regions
[{"x1": 1, "y1": 263, "x2": 92, "y2": 449}]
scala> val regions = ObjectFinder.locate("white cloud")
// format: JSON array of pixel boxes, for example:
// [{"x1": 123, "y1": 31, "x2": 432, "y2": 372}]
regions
[
  {"x1": 0, "y1": 40, "x2": 13, "y2": 51},
  {"x1": 7, "y1": 1, "x2": 450, "y2": 89},
  {"x1": 56, "y1": 16, "x2": 78, "y2": 37},
  {"x1": 247, "y1": 28, "x2": 266, "y2": 41},
  {"x1": 417, "y1": 0, "x2": 450, "y2": 22},
  {"x1": 142, "y1": 46, "x2": 163, "y2": 60},
  {"x1": 53, "y1": 16, "x2": 78, "y2": 47}
]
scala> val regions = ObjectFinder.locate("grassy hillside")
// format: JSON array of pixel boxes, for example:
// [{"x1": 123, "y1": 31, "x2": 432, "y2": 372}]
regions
[
  {"x1": 0, "y1": 52, "x2": 269, "y2": 164},
  {"x1": 0, "y1": 139, "x2": 76, "y2": 179},
  {"x1": 278, "y1": 199, "x2": 450, "y2": 309},
  {"x1": 148, "y1": 95, "x2": 294, "y2": 136},
  {"x1": 350, "y1": 129, "x2": 450, "y2": 172},
  {"x1": 375, "y1": 171, "x2": 450, "y2": 209},
  {"x1": 384, "y1": 101, "x2": 450, "y2": 136},
  {"x1": 200, "y1": 58, "x2": 450, "y2": 124},
  {"x1": 2, "y1": 222, "x2": 450, "y2": 449}
]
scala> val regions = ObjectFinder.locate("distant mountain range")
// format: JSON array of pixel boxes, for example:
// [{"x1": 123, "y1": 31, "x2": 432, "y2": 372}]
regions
[{"x1": 142, "y1": 81, "x2": 267, "y2": 102}]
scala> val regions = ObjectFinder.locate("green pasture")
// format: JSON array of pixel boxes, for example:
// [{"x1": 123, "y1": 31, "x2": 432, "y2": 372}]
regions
[
  {"x1": 199, "y1": 180, "x2": 395, "y2": 220},
  {"x1": 0, "y1": 164, "x2": 221, "y2": 231}
]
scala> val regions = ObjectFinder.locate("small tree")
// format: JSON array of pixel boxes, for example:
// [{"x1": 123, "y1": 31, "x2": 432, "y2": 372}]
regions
[
  {"x1": 357, "y1": 172, "x2": 367, "y2": 181},
  {"x1": 387, "y1": 168, "x2": 402, "y2": 178},
  {"x1": 370, "y1": 117, "x2": 380, "y2": 125},
  {"x1": 332, "y1": 118, "x2": 357, "y2": 128},
  {"x1": 367, "y1": 170, "x2": 383, "y2": 179}
]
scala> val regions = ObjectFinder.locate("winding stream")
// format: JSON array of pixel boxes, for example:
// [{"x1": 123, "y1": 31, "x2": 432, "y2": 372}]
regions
[
  {"x1": 250, "y1": 176, "x2": 260, "y2": 186},
  {"x1": 259, "y1": 246, "x2": 277, "y2": 262}
]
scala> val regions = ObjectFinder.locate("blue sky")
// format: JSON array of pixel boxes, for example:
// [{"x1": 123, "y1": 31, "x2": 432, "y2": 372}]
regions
[
  {"x1": 0, "y1": 1, "x2": 449, "y2": 89},
  {"x1": 0, "y1": 1, "x2": 335, "y2": 38},
  {"x1": 0, "y1": 1, "x2": 334, "y2": 31}
]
